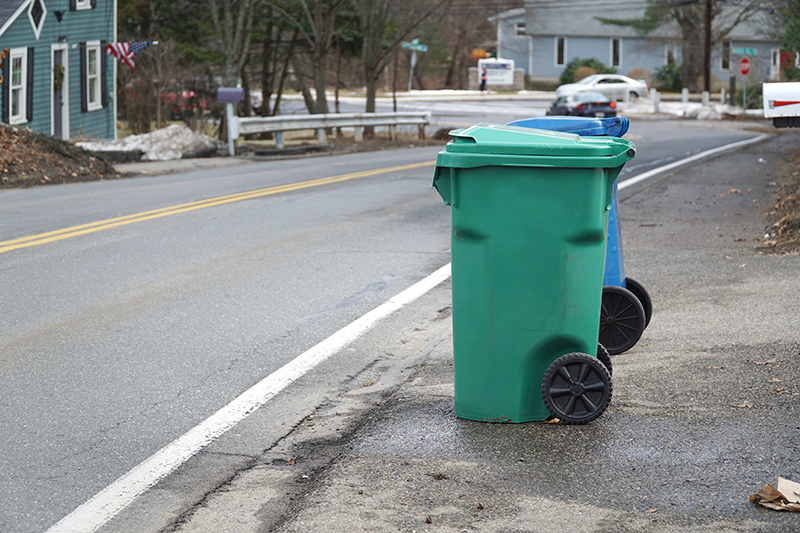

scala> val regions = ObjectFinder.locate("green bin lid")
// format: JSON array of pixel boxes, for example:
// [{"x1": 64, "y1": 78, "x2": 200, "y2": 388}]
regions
[{"x1": 436, "y1": 123, "x2": 636, "y2": 169}]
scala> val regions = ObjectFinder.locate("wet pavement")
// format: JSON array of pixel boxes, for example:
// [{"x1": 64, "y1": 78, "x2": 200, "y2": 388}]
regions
[{"x1": 165, "y1": 130, "x2": 800, "y2": 533}]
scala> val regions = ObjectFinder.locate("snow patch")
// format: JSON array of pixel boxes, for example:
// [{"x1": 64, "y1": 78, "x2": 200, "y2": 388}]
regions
[{"x1": 78, "y1": 124, "x2": 225, "y2": 161}]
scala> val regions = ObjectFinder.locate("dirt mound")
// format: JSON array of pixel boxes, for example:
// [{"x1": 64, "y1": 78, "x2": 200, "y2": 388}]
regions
[{"x1": 0, "y1": 123, "x2": 119, "y2": 188}]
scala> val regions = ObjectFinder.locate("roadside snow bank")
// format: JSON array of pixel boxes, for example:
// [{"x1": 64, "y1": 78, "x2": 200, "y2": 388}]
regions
[
  {"x1": 618, "y1": 97, "x2": 764, "y2": 120},
  {"x1": 78, "y1": 124, "x2": 225, "y2": 161}
]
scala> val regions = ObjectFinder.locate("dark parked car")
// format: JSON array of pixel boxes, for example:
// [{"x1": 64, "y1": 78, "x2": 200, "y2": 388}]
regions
[{"x1": 546, "y1": 92, "x2": 617, "y2": 117}]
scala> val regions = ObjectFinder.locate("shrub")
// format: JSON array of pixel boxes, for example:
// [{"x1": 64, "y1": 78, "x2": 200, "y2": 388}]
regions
[
  {"x1": 627, "y1": 68, "x2": 652, "y2": 89},
  {"x1": 735, "y1": 82, "x2": 763, "y2": 109},
  {"x1": 653, "y1": 62, "x2": 682, "y2": 92},
  {"x1": 573, "y1": 66, "x2": 597, "y2": 81},
  {"x1": 559, "y1": 58, "x2": 616, "y2": 85}
]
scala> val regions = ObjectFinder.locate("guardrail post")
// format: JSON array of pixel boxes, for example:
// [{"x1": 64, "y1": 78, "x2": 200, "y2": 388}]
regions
[
  {"x1": 275, "y1": 131, "x2": 285, "y2": 149},
  {"x1": 418, "y1": 124, "x2": 426, "y2": 140},
  {"x1": 682, "y1": 88, "x2": 689, "y2": 103},
  {"x1": 389, "y1": 125, "x2": 397, "y2": 141},
  {"x1": 354, "y1": 126, "x2": 364, "y2": 142},
  {"x1": 317, "y1": 128, "x2": 327, "y2": 144},
  {"x1": 702, "y1": 91, "x2": 709, "y2": 106}
]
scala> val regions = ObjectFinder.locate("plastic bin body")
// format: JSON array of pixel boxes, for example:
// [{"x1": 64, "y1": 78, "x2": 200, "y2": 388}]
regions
[
  {"x1": 507, "y1": 116, "x2": 628, "y2": 288},
  {"x1": 433, "y1": 124, "x2": 635, "y2": 422}
]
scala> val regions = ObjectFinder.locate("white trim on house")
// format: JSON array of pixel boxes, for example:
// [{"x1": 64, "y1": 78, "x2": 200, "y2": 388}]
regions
[
  {"x1": 9, "y1": 47, "x2": 28, "y2": 125},
  {"x1": 51, "y1": 43, "x2": 70, "y2": 138},
  {"x1": 27, "y1": 0, "x2": 46, "y2": 39},
  {"x1": 0, "y1": 0, "x2": 32, "y2": 38},
  {"x1": 113, "y1": 0, "x2": 118, "y2": 138},
  {"x1": 555, "y1": 36, "x2": 567, "y2": 67},
  {"x1": 610, "y1": 38, "x2": 622, "y2": 68},
  {"x1": 75, "y1": 0, "x2": 92, "y2": 11},
  {"x1": 85, "y1": 40, "x2": 102, "y2": 111}
]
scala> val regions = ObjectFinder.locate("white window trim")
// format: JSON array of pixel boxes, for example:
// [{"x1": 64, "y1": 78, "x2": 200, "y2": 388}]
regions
[
  {"x1": 721, "y1": 40, "x2": 731, "y2": 71},
  {"x1": 555, "y1": 36, "x2": 567, "y2": 67},
  {"x1": 9, "y1": 47, "x2": 28, "y2": 125},
  {"x1": 515, "y1": 22, "x2": 526, "y2": 37},
  {"x1": 85, "y1": 40, "x2": 102, "y2": 111},
  {"x1": 75, "y1": 0, "x2": 92, "y2": 10},
  {"x1": 610, "y1": 38, "x2": 622, "y2": 68},
  {"x1": 27, "y1": 0, "x2": 47, "y2": 39},
  {"x1": 665, "y1": 43, "x2": 679, "y2": 65}
]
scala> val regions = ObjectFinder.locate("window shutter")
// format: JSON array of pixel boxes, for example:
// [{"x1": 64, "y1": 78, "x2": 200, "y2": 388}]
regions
[
  {"x1": 79, "y1": 42, "x2": 87, "y2": 113},
  {"x1": 90, "y1": 0, "x2": 96, "y2": 8},
  {"x1": 69, "y1": 0, "x2": 76, "y2": 11},
  {"x1": 101, "y1": 41, "x2": 108, "y2": 108},
  {"x1": 1, "y1": 53, "x2": 8, "y2": 123},
  {"x1": 26, "y1": 47, "x2": 34, "y2": 122}
]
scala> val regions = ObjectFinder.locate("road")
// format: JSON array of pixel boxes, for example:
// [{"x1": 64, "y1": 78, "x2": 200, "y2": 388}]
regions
[{"x1": 0, "y1": 118, "x2": 764, "y2": 532}]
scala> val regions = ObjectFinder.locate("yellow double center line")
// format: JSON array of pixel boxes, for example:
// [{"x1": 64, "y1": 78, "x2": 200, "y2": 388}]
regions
[{"x1": 0, "y1": 161, "x2": 435, "y2": 255}]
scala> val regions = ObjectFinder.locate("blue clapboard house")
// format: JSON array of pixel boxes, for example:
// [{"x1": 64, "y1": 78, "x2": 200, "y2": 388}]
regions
[{"x1": 0, "y1": 0, "x2": 116, "y2": 139}]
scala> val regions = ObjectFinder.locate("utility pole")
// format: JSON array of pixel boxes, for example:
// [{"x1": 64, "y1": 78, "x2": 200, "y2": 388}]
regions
[{"x1": 704, "y1": 0, "x2": 712, "y2": 92}]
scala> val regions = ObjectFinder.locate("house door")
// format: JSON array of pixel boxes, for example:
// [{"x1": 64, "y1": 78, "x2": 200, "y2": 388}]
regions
[{"x1": 52, "y1": 48, "x2": 68, "y2": 139}]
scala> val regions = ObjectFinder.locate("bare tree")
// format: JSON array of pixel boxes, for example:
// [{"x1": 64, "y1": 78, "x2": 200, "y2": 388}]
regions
[
  {"x1": 353, "y1": 0, "x2": 452, "y2": 114},
  {"x1": 270, "y1": 0, "x2": 348, "y2": 114},
  {"x1": 208, "y1": 0, "x2": 258, "y2": 86},
  {"x1": 597, "y1": 0, "x2": 767, "y2": 92}
]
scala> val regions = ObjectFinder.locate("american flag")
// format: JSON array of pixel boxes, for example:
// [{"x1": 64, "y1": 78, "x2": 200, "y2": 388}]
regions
[{"x1": 104, "y1": 41, "x2": 154, "y2": 70}]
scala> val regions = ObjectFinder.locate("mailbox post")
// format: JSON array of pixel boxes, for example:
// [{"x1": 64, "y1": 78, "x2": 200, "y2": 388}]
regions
[{"x1": 217, "y1": 87, "x2": 245, "y2": 156}]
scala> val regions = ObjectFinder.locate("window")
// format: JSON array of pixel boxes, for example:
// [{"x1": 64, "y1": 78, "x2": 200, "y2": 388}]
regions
[
  {"x1": 515, "y1": 22, "x2": 526, "y2": 36},
  {"x1": 611, "y1": 38, "x2": 621, "y2": 68},
  {"x1": 555, "y1": 37, "x2": 566, "y2": 67},
  {"x1": 665, "y1": 44, "x2": 679, "y2": 65},
  {"x1": 28, "y1": 0, "x2": 47, "y2": 39},
  {"x1": 721, "y1": 41, "x2": 731, "y2": 71},
  {"x1": 75, "y1": 0, "x2": 92, "y2": 10},
  {"x1": 9, "y1": 48, "x2": 27, "y2": 125},
  {"x1": 85, "y1": 41, "x2": 102, "y2": 111}
]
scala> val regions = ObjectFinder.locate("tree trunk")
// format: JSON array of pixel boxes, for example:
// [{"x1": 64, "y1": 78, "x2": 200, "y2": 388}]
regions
[{"x1": 313, "y1": 59, "x2": 329, "y2": 114}]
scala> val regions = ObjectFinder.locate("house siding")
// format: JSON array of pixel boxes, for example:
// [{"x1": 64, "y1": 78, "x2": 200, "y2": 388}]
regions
[
  {"x1": 0, "y1": 0, "x2": 115, "y2": 139},
  {"x1": 517, "y1": 0, "x2": 780, "y2": 87}
]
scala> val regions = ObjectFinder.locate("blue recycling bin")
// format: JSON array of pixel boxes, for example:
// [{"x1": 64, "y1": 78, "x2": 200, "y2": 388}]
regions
[{"x1": 507, "y1": 116, "x2": 652, "y2": 355}]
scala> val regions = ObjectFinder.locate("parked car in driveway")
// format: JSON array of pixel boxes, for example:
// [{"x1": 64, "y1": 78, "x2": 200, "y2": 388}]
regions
[
  {"x1": 546, "y1": 92, "x2": 617, "y2": 117},
  {"x1": 555, "y1": 74, "x2": 648, "y2": 101}
]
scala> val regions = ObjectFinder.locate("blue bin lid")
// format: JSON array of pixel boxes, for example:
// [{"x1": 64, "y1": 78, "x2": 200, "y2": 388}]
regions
[{"x1": 507, "y1": 116, "x2": 629, "y2": 138}]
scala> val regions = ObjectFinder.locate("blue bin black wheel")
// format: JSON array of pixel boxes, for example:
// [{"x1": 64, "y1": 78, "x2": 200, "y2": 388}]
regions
[
  {"x1": 541, "y1": 352, "x2": 612, "y2": 424},
  {"x1": 625, "y1": 277, "x2": 652, "y2": 328},
  {"x1": 599, "y1": 285, "x2": 646, "y2": 355},
  {"x1": 597, "y1": 343, "x2": 612, "y2": 376}
]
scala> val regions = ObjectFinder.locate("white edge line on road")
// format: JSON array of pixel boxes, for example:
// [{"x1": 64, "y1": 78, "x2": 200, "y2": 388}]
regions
[
  {"x1": 46, "y1": 263, "x2": 452, "y2": 533},
  {"x1": 618, "y1": 133, "x2": 770, "y2": 191},
  {"x1": 46, "y1": 131, "x2": 770, "y2": 532}
]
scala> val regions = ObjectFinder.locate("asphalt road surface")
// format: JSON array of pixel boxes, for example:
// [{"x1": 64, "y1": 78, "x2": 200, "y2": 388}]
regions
[{"x1": 0, "y1": 120, "x2": 771, "y2": 531}]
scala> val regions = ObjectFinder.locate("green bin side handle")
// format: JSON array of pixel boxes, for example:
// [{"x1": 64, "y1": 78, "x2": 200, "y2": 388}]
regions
[{"x1": 433, "y1": 166, "x2": 459, "y2": 208}]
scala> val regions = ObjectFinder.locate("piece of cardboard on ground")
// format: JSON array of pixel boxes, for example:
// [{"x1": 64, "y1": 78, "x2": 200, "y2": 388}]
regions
[{"x1": 750, "y1": 478, "x2": 800, "y2": 511}]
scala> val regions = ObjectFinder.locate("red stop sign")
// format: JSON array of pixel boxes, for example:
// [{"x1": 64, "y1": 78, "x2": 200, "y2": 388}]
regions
[{"x1": 739, "y1": 57, "x2": 751, "y2": 76}]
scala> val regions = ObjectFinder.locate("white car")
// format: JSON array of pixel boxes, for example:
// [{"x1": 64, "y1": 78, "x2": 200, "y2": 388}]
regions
[{"x1": 555, "y1": 74, "x2": 648, "y2": 101}]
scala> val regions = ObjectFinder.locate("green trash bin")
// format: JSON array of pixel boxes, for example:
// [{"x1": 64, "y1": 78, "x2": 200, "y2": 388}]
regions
[{"x1": 432, "y1": 123, "x2": 636, "y2": 424}]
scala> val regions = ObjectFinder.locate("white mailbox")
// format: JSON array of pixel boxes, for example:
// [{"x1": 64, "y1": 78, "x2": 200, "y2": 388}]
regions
[{"x1": 763, "y1": 82, "x2": 800, "y2": 128}]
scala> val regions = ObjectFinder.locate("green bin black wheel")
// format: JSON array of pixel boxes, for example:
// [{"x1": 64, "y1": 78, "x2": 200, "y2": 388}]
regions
[
  {"x1": 599, "y1": 285, "x2": 646, "y2": 355},
  {"x1": 625, "y1": 277, "x2": 653, "y2": 328},
  {"x1": 541, "y1": 353, "x2": 612, "y2": 424},
  {"x1": 597, "y1": 343, "x2": 612, "y2": 376}
]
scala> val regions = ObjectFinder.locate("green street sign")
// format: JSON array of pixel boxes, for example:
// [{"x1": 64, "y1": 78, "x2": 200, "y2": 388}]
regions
[
  {"x1": 732, "y1": 47, "x2": 756, "y2": 55},
  {"x1": 401, "y1": 38, "x2": 428, "y2": 53}
]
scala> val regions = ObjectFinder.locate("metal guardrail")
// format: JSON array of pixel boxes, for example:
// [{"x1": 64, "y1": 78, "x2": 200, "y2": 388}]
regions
[{"x1": 231, "y1": 111, "x2": 432, "y2": 149}]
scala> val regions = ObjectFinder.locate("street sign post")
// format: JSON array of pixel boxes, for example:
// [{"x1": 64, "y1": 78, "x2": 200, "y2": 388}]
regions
[
  {"x1": 739, "y1": 57, "x2": 751, "y2": 109},
  {"x1": 400, "y1": 39, "x2": 428, "y2": 92}
]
